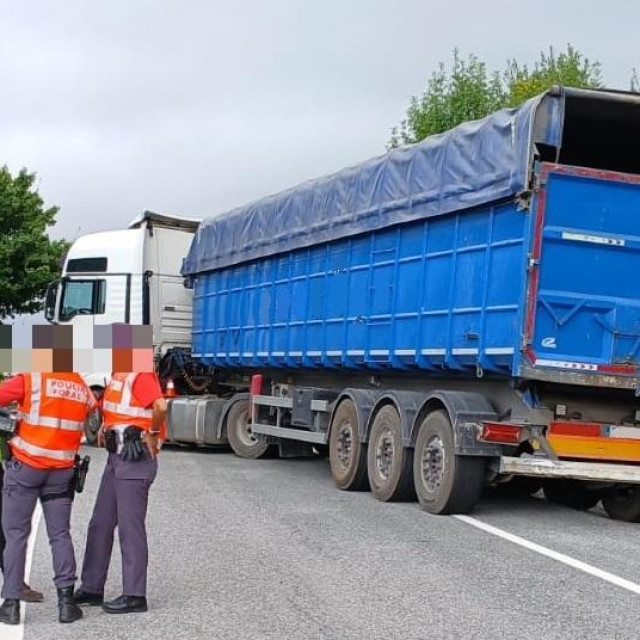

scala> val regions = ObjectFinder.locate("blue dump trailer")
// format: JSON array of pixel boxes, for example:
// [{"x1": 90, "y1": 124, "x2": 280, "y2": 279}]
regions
[{"x1": 174, "y1": 86, "x2": 640, "y2": 518}]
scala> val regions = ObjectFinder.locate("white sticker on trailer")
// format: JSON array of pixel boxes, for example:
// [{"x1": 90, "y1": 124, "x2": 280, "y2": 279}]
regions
[
  {"x1": 561, "y1": 231, "x2": 625, "y2": 247},
  {"x1": 535, "y1": 358, "x2": 598, "y2": 371},
  {"x1": 606, "y1": 425, "x2": 640, "y2": 440}
]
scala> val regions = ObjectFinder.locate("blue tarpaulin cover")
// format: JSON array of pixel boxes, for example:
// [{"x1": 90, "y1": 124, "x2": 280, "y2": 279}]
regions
[{"x1": 183, "y1": 92, "x2": 564, "y2": 276}]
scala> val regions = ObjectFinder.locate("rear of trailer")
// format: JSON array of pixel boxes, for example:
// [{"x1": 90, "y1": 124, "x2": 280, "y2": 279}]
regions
[{"x1": 179, "y1": 87, "x2": 640, "y2": 518}]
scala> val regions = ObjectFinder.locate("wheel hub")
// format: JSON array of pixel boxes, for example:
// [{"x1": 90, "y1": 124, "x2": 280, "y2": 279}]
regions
[
  {"x1": 421, "y1": 435, "x2": 445, "y2": 493},
  {"x1": 236, "y1": 410, "x2": 257, "y2": 446},
  {"x1": 375, "y1": 429, "x2": 394, "y2": 479},
  {"x1": 336, "y1": 424, "x2": 353, "y2": 468}
]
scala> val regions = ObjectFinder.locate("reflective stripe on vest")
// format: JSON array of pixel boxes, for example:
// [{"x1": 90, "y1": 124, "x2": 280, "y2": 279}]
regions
[
  {"x1": 103, "y1": 373, "x2": 153, "y2": 430},
  {"x1": 102, "y1": 401, "x2": 153, "y2": 419},
  {"x1": 11, "y1": 436, "x2": 77, "y2": 462}
]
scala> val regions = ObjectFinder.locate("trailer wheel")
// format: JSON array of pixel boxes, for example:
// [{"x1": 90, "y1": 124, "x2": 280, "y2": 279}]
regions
[
  {"x1": 329, "y1": 399, "x2": 368, "y2": 491},
  {"x1": 367, "y1": 405, "x2": 415, "y2": 502},
  {"x1": 226, "y1": 399, "x2": 270, "y2": 459},
  {"x1": 602, "y1": 486, "x2": 640, "y2": 522},
  {"x1": 413, "y1": 410, "x2": 485, "y2": 515},
  {"x1": 543, "y1": 480, "x2": 602, "y2": 511}
]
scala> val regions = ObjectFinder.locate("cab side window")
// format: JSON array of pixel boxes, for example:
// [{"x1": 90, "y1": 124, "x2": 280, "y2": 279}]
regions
[{"x1": 59, "y1": 280, "x2": 106, "y2": 320}]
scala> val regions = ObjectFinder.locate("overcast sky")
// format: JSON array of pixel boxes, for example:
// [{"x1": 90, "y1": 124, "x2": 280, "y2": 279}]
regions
[{"x1": 0, "y1": 0, "x2": 638, "y2": 241}]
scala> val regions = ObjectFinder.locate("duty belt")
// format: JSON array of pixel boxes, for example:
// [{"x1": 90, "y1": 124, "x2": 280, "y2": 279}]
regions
[{"x1": 105, "y1": 426, "x2": 146, "y2": 461}]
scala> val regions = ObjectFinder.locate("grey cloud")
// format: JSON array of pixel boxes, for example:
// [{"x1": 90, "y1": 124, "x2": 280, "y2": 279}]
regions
[{"x1": 0, "y1": 0, "x2": 638, "y2": 241}]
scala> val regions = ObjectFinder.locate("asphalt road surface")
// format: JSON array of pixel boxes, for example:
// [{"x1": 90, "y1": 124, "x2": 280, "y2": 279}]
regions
[{"x1": 9, "y1": 446, "x2": 640, "y2": 640}]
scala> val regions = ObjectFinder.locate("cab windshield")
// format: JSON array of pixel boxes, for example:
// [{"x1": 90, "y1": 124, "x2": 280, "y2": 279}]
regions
[{"x1": 59, "y1": 279, "x2": 106, "y2": 320}]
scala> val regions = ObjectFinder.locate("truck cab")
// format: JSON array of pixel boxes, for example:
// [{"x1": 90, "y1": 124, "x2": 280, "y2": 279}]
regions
[{"x1": 45, "y1": 210, "x2": 200, "y2": 352}]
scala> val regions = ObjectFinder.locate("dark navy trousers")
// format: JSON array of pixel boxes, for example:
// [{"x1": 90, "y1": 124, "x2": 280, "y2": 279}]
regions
[
  {"x1": 80, "y1": 452, "x2": 157, "y2": 597},
  {"x1": 1, "y1": 460, "x2": 76, "y2": 599}
]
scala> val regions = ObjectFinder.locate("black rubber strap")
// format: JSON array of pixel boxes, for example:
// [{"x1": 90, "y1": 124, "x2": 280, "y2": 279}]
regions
[{"x1": 40, "y1": 490, "x2": 73, "y2": 503}]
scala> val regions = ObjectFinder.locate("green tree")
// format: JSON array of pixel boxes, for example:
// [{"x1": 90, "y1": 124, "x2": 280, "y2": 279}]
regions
[
  {"x1": 0, "y1": 166, "x2": 69, "y2": 320},
  {"x1": 390, "y1": 49, "x2": 505, "y2": 147},
  {"x1": 504, "y1": 45, "x2": 602, "y2": 107},
  {"x1": 390, "y1": 45, "x2": 604, "y2": 147}
]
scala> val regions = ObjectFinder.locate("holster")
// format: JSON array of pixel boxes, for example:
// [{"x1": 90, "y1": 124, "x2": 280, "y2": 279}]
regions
[
  {"x1": 73, "y1": 454, "x2": 91, "y2": 494},
  {"x1": 121, "y1": 426, "x2": 145, "y2": 462},
  {"x1": 104, "y1": 429, "x2": 117, "y2": 454}
]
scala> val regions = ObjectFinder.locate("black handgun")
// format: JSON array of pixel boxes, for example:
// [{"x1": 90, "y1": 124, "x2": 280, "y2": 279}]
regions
[
  {"x1": 104, "y1": 429, "x2": 117, "y2": 453},
  {"x1": 72, "y1": 454, "x2": 91, "y2": 494}
]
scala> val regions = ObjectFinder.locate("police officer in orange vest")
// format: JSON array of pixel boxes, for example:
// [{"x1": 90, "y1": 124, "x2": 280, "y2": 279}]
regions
[
  {"x1": 0, "y1": 372, "x2": 96, "y2": 626},
  {"x1": 74, "y1": 372, "x2": 167, "y2": 614}
]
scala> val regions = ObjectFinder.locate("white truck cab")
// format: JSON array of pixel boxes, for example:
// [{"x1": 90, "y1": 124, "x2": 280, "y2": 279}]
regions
[{"x1": 45, "y1": 210, "x2": 200, "y2": 354}]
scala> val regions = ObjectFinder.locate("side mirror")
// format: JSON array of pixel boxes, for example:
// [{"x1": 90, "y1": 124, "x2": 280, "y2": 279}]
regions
[{"x1": 44, "y1": 281, "x2": 59, "y2": 323}]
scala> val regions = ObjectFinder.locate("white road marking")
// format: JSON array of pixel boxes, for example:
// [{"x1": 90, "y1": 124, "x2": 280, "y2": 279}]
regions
[
  {"x1": 455, "y1": 515, "x2": 640, "y2": 596},
  {"x1": 4, "y1": 502, "x2": 43, "y2": 640}
]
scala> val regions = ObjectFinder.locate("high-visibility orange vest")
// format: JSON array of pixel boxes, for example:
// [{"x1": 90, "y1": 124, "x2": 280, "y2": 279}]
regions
[
  {"x1": 11, "y1": 373, "x2": 95, "y2": 470},
  {"x1": 102, "y1": 373, "x2": 154, "y2": 433}
]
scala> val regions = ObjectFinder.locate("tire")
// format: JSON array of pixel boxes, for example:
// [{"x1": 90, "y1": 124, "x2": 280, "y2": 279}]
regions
[
  {"x1": 329, "y1": 399, "x2": 369, "y2": 491},
  {"x1": 226, "y1": 399, "x2": 271, "y2": 459},
  {"x1": 367, "y1": 405, "x2": 415, "y2": 502},
  {"x1": 543, "y1": 480, "x2": 602, "y2": 511},
  {"x1": 84, "y1": 387, "x2": 104, "y2": 446},
  {"x1": 413, "y1": 410, "x2": 485, "y2": 515},
  {"x1": 602, "y1": 486, "x2": 640, "y2": 522}
]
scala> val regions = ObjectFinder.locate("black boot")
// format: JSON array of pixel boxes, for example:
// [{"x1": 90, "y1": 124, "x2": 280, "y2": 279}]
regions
[
  {"x1": 0, "y1": 599, "x2": 20, "y2": 625},
  {"x1": 57, "y1": 586, "x2": 83, "y2": 624},
  {"x1": 102, "y1": 594, "x2": 148, "y2": 614}
]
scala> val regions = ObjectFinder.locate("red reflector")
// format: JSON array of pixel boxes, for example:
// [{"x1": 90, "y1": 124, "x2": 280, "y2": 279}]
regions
[
  {"x1": 481, "y1": 422, "x2": 522, "y2": 444},
  {"x1": 599, "y1": 364, "x2": 637, "y2": 376},
  {"x1": 250, "y1": 375, "x2": 263, "y2": 397},
  {"x1": 548, "y1": 421, "x2": 601, "y2": 437}
]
